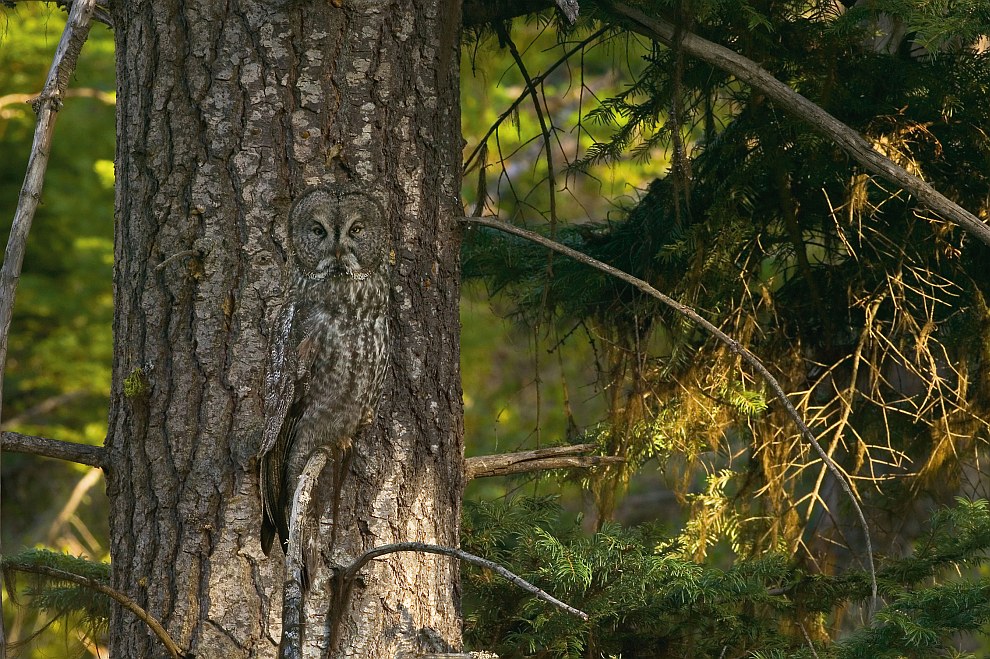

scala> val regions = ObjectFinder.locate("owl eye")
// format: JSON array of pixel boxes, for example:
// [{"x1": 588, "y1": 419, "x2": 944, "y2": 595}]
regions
[
  {"x1": 310, "y1": 223, "x2": 327, "y2": 239},
  {"x1": 349, "y1": 223, "x2": 364, "y2": 236}
]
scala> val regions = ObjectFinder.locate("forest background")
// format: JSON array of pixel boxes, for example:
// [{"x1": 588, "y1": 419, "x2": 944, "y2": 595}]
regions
[{"x1": 3, "y1": 1, "x2": 990, "y2": 657}]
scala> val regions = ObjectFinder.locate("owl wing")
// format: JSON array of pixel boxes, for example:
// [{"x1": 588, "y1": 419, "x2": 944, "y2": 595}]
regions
[
  {"x1": 259, "y1": 301, "x2": 315, "y2": 555},
  {"x1": 260, "y1": 301, "x2": 297, "y2": 457}
]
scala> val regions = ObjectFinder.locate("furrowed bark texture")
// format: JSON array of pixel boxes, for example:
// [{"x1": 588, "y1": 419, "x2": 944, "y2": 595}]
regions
[{"x1": 108, "y1": 2, "x2": 463, "y2": 657}]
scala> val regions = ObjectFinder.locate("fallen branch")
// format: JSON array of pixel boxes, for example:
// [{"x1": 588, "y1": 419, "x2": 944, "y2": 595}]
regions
[
  {"x1": 340, "y1": 541, "x2": 589, "y2": 621},
  {"x1": 465, "y1": 443, "x2": 623, "y2": 480},
  {"x1": 2, "y1": 561, "x2": 184, "y2": 659},
  {"x1": 608, "y1": 1, "x2": 990, "y2": 248},
  {"x1": 461, "y1": 215, "x2": 879, "y2": 610},
  {"x1": 1, "y1": 431, "x2": 105, "y2": 468},
  {"x1": 0, "y1": 0, "x2": 98, "y2": 427}
]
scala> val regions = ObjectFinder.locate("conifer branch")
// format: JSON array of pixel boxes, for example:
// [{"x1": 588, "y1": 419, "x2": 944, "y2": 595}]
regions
[
  {"x1": 461, "y1": 215, "x2": 879, "y2": 610},
  {"x1": 341, "y1": 542, "x2": 589, "y2": 621},
  {"x1": 608, "y1": 1, "x2": 990, "y2": 249},
  {"x1": 1, "y1": 561, "x2": 184, "y2": 659},
  {"x1": 1, "y1": 431, "x2": 106, "y2": 468},
  {"x1": 465, "y1": 443, "x2": 623, "y2": 480}
]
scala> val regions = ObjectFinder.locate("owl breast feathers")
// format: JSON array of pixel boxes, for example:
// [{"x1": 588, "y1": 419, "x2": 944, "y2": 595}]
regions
[{"x1": 259, "y1": 185, "x2": 390, "y2": 556}]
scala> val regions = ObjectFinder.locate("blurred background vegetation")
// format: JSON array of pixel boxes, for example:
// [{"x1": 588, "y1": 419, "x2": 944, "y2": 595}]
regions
[
  {"x1": 4, "y1": 1, "x2": 990, "y2": 656},
  {"x1": 2, "y1": 6, "x2": 114, "y2": 655}
]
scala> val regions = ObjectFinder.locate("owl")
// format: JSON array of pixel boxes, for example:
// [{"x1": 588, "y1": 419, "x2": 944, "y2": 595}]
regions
[{"x1": 259, "y1": 184, "x2": 390, "y2": 559}]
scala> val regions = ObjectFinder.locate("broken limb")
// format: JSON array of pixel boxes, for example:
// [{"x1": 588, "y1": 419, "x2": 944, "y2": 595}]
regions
[
  {"x1": 278, "y1": 448, "x2": 331, "y2": 659},
  {"x1": 465, "y1": 443, "x2": 624, "y2": 480}
]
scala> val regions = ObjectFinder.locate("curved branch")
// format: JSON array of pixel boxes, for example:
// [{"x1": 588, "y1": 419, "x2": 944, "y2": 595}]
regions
[
  {"x1": 461, "y1": 215, "x2": 879, "y2": 610},
  {"x1": 2, "y1": 562, "x2": 184, "y2": 659},
  {"x1": 341, "y1": 542, "x2": 589, "y2": 621},
  {"x1": 608, "y1": 1, "x2": 990, "y2": 248},
  {"x1": 1, "y1": 431, "x2": 105, "y2": 469}
]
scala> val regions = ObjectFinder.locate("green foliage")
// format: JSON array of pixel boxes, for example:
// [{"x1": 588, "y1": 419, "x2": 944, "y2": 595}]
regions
[
  {"x1": 463, "y1": 497, "x2": 990, "y2": 658},
  {"x1": 1, "y1": 549, "x2": 110, "y2": 653},
  {"x1": 464, "y1": 0, "x2": 990, "y2": 575},
  {"x1": 0, "y1": 6, "x2": 115, "y2": 430},
  {"x1": 0, "y1": 4, "x2": 114, "y2": 544},
  {"x1": 2, "y1": 6, "x2": 115, "y2": 655}
]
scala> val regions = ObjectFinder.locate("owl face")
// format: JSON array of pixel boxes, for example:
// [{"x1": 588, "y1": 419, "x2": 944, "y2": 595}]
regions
[{"x1": 289, "y1": 186, "x2": 387, "y2": 281}]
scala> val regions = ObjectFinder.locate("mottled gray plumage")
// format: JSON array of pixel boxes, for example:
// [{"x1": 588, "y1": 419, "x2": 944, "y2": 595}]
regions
[{"x1": 259, "y1": 185, "x2": 390, "y2": 558}]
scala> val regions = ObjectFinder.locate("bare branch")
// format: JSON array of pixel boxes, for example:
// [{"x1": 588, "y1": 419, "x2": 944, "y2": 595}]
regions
[
  {"x1": 609, "y1": 1, "x2": 990, "y2": 248},
  {"x1": 465, "y1": 443, "x2": 624, "y2": 480},
  {"x1": 461, "y1": 215, "x2": 879, "y2": 610},
  {"x1": 341, "y1": 542, "x2": 589, "y2": 621},
  {"x1": 2, "y1": 562, "x2": 184, "y2": 659},
  {"x1": 1, "y1": 431, "x2": 105, "y2": 468},
  {"x1": 0, "y1": 0, "x2": 98, "y2": 427},
  {"x1": 495, "y1": 25, "x2": 560, "y2": 234},
  {"x1": 463, "y1": 26, "x2": 610, "y2": 175}
]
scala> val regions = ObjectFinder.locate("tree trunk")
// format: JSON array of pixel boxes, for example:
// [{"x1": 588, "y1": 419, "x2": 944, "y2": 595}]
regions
[{"x1": 107, "y1": 1, "x2": 464, "y2": 657}]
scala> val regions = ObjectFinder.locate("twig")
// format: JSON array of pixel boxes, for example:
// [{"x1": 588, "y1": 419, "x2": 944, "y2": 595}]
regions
[
  {"x1": 461, "y1": 215, "x2": 879, "y2": 611},
  {"x1": 1, "y1": 431, "x2": 105, "y2": 468},
  {"x1": 341, "y1": 542, "x2": 589, "y2": 621},
  {"x1": 0, "y1": 0, "x2": 97, "y2": 425},
  {"x1": 463, "y1": 27, "x2": 610, "y2": 175},
  {"x1": 465, "y1": 443, "x2": 624, "y2": 480},
  {"x1": 495, "y1": 25, "x2": 563, "y2": 448},
  {"x1": 496, "y1": 25, "x2": 560, "y2": 233},
  {"x1": 608, "y1": 1, "x2": 990, "y2": 249},
  {"x1": 2, "y1": 562, "x2": 184, "y2": 659}
]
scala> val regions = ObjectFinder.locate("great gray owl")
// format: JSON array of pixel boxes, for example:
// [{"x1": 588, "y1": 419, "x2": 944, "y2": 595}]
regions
[{"x1": 259, "y1": 184, "x2": 390, "y2": 558}]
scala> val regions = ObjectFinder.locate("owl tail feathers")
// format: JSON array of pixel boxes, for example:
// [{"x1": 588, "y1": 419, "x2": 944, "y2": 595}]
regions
[
  {"x1": 261, "y1": 517, "x2": 277, "y2": 556},
  {"x1": 261, "y1": 508, "x2": 291, "y2": 558}
]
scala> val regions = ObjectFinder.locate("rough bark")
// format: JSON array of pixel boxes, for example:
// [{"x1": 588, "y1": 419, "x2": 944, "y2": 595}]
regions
[{"x1": 108, "y1": 1, "x2": 463, "y2": 657}]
